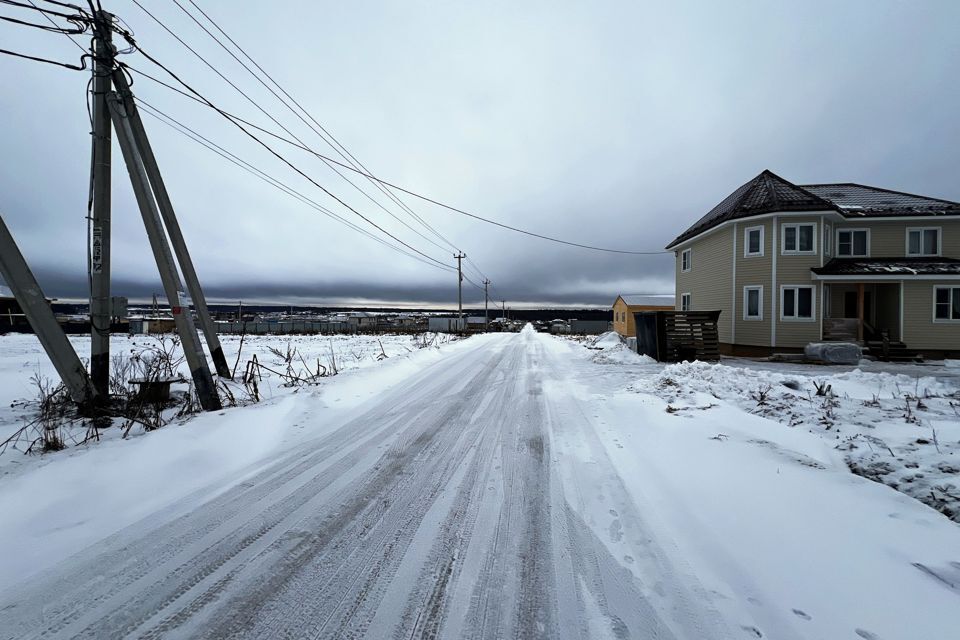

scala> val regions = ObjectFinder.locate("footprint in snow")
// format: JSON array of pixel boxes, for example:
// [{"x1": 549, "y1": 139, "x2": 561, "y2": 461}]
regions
[
  {"x1": 740, "y1": 625, "x2": 762, "y2": 637},
  {"x1": 608, "y1": 519, "x2": 623, "y2": 542},
  {"x1": 791, "y1": 609, "x2": 811, "y2": 621},
  {"x1": 623, "y1": 555, "x2": 634, "y2": 564},
  {"x1": 855, "y1": 630, "x2": 879, "y2": 640},
  {"x1": 609, "y1": 509, "x2": 619, "y2": 517}
]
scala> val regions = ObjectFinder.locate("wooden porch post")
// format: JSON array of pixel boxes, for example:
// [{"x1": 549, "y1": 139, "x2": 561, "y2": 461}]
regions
[{"x1": 857, "y1": 283, "x2": 865, "y2": 342}]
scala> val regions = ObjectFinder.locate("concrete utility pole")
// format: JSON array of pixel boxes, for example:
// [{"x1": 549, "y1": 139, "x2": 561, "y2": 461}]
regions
[
  {"x1": 0, "y1": 215, "x2": 98, "y2": 406},
  {"x1": 111, "y1": 70, "x2": 231, "y2": 378},
  {"x1": 89, "y1": 11, "x2": 114, "y2": 397},
  {"x1": 483, "y1": 278, "x2": 490, "y2": 331},
  {"x1": 106, "y1": 93, "x2": 221, "y2": 411},
  {"x1": 455, "y1": 252, "x2": 465, "y2": 332},
  {"x1": 502, "y1": 300, "x2": 507, "y2": 320}
]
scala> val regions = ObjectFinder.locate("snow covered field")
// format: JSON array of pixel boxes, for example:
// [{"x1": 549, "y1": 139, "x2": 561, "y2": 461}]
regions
[{"x1": 0, "y1": 328, "x2": 958, "y2": 639}]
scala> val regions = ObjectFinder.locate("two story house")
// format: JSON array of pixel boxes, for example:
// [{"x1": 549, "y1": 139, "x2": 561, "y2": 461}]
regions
[{"x1": 666, "y1": 170, "x2": 960, "y2": 357}]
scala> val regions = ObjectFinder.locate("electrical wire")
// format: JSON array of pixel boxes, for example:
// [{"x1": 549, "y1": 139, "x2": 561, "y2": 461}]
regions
[
  {"x1": 1, "y1": 0, "x2": 84, "y2": 19},
  {"x1": 0, "y1": 13, "x2": 84, "y2": 33},
  {"x1": 23, "y1": 0, "x2": 86, "y2": 51},
  {"x1": 123, "y1": 64, "x2": 668, "y2": 256},
  {"x1": 132, "y1": 0, "x2": 457, "y2": 263},
  {"x1": 180, "y1": 0, "x2": 464, "y2": 257},
  {"x1": 123, "y1": 40, "x2": 455, "y2": 273},
  {"x1": 0, "y1": 45, "x2": 86, "y2": 69},
  {"x1": 135, "y1": 99, "x2": 456, "y2": 273}
]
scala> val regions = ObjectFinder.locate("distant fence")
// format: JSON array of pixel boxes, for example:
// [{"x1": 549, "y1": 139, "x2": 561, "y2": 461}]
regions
[{"x1": 211, "y1": 321, "x2": 430, "y2": 335}]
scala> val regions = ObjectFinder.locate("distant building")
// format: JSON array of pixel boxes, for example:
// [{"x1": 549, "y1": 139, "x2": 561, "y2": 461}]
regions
[
  {"x1": 0, "y1": 293, "x2": 28, "y2": 332},
  {"x1": 427, "y1": 317, "x2": 465, "y2": 332},
  {"x1": 612, "y1": 295, "x2": 675, "y2": 336}
]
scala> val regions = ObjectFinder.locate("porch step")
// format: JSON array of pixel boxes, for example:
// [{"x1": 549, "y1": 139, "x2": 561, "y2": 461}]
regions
[{"x1": 864, "y1": 341, "x2": 924, "y2": 362}]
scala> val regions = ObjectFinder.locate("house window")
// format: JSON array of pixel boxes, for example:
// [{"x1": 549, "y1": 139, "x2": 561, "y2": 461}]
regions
[
  {"x1": 934, "y1": 286, "x2": 960, "y2": 321},
  {"x1": 743, "y1": 286, "x2": 763, "y2": 320},
  {"x1": 744, "y1": 226, "x2": 764, "y2": 257},
  {"x1": 681, "y1": 248, "x2": 692, "y2": 272},
  {"x1": 837, "y1": 229, "x2": 869, "y2": 257},
  {"x1": 781, "y1": 286, "x2": 815, "y2": 321},
  {"x1": 680, "y1": 293, "x2": 691, "y2": 311},
  {"x1": 823, "y1": 224, "x2": 832, "y2": 257},
  {"x1": 907, "y1": 228, "x2": 940, "y2": 256},
  {"x1": 782, "y1": 223, "x2": 816, "y2": 254}
]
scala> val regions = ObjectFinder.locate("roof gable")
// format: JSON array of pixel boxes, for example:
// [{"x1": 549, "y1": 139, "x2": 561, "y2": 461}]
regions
[{"x1": 665, "y1": 170, "x2": 834, "y2": 249}]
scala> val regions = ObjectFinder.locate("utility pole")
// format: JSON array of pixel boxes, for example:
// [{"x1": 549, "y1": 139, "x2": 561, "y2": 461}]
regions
[
  {"x1": 89, "y1": 10, "x2": 114, "y2": 397},
  {"x1": 502, "y1": 300, "x2": 507, "y2": 320},
  {"x1": 106, "y1": 93, "x2": 221, "y2": 411},
  {"x1": 455, "y1": 252, "x2": 465, "y2": 333},
  {"x1": 483, "y1": 278, "x2": 490, "y2": 331},
  {"x1": 0, "y1": 215, "x2": 98, "y2": 407},
  {"x1": 111, "y1": 70, "x2": 231, "y2": 378}
]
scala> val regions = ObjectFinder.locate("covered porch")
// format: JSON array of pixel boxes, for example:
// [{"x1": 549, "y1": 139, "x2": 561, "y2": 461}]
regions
[{"x1": 821, "y1": 282, "x2": 901, "y2": 343}]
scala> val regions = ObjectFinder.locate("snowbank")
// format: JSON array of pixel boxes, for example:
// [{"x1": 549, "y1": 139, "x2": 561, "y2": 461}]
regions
[
  {"x1": 540, "y1": 333, "x2": 960, "y2": 640},
  {"x1": 588, "y1": 331, "x2": 656, "y2": 365},
  {"x1": 644, "y1": 360, "x2": 960, "y2": 522},
  {"x1": 0, "y1": 331, "x2": 477, "y2": 581}
]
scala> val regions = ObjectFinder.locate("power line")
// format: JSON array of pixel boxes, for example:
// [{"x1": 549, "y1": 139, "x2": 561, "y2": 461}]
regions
[
  {"x1": 180, "y1": 0, "x2": 464, "y2": 257},
  {"x1": 0, "y1": 45, "x2": 86, "y2": 69},
  {"x1": 22, "y1": 0, "x2": 86, "y2": 50},
  {"x1": 129, "y1": 0, "x2": 458, "y2": 264},
  {"x1": 134, "y1": 98, "x2": 456, "y2": 273},
  {"x1": 124, "y1": 64, "x2": 667, "y2": 256},
  {"x1": 2, "y1": 0, "x2": 84, "y2": 20},
  {"x1": 123, "y1": 40, "x2": 455, "y2": 273},
  {"x1": 0, "y1": 12, "x2": 83, "y2": 33}
]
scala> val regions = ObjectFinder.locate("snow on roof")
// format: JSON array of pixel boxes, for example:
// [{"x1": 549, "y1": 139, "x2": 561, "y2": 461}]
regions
[{"x1": 618, "y1": 294, "x2": 675, "y2": 307}]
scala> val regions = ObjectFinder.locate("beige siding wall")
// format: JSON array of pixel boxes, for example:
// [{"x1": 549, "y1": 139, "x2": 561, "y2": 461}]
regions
[
  {"x1": 675, "y1": 226, "x2": 733, "y2": 342},
  {"x1": 902, "y1": 281, "x2": 960, "y2": 350},
  {"x1": 671, "y1": 214, "x2": 960, "y2": 351},
  {"x1": 774, "y1": 217, "x2": 822, "y2": 348},
  {"x1": 612, "y1": 299, "x2": 630, "y2": 336},
  {"x1": 833, "y1": 219, "x2": 960, "y2": 258},
  {"x1": 733, "y1": 220, "x2": 773, "y2": 346}
]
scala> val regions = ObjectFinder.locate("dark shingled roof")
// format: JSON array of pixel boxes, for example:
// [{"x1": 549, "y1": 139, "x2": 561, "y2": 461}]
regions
[
  {"x1": 666, "y1": 172, "x2": 960, "y2": 249},
  {"x1": 801, "y1": 183, "x2": 960, "y2": 217},
  {"x1": 812, "y1": 258, "x2": 960, "y2": 277},
  {"x1": 666, "y1": 170, "x2": 836, "y2": 248}
]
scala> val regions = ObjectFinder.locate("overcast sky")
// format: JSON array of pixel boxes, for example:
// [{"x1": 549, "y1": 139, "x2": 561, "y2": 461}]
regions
[{"x1": 2, "y1": 0, "x2": 959, "y2": 307}]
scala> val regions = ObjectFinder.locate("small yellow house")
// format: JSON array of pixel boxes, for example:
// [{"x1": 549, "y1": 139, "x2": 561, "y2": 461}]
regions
[{"x1": 612, "y1": 294, "x2": 676, "y2": 336}]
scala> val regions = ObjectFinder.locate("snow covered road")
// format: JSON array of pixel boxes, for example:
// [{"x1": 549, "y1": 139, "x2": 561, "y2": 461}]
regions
[
  {"x1": 0, "y1": 328, "x2": 722, "y2": 639},
  {"x1": 2, "y1": 327, "x2": 958, "y2": 639}
]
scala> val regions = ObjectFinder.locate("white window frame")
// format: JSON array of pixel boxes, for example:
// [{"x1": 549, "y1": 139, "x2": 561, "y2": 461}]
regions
[
  {"x1": 836, "y1": 228, "x2": 871, "y2": 257},
  {"x1": 906, "y1": 227, "x2": 941, "y2": 257},
  {"x1": 933, "y1": 285, "x2": 960, "y2": 323},
  {"x1": 680, "y1": 292, "x2": 691, "y2": 311},
  {"x1": 781, "y1": 222, "x2": 817, "y2": 255},
  {"x1": 823, "y1": 223, "x2": 832, "y2": 257},
  {"x1": 780, "y1": 285, "x2": 816, "y2": 322},
  {"x1": 681, "y1": 248, "x2": 692, "y2": 272},
  {"x1": 743, "y1": 285, "x2": 763, "y2": 320},
  {"x1": 743, "y1": 225, "x2": 764, "y2": 257}
]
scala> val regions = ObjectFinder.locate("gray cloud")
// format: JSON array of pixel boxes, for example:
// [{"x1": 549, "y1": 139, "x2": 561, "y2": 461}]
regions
[{"x1": 2, "y1": 0, "x2": 959, "y2": 307}]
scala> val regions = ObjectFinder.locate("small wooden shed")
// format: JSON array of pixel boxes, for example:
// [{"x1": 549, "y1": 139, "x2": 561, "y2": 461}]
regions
[{"x1": 612, "y1": 294, "x2": 675, "y2": 337}]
